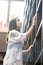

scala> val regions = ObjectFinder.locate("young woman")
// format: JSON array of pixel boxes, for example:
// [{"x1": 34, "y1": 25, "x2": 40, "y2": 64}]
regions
[{"x1": 3, "y1": 15, "x2": 36, "y2": 65}]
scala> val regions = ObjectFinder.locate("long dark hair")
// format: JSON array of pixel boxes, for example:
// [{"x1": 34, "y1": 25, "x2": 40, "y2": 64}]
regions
[
  {"x1": 9, "y1": 17, "x2": 20, "y2": 31},
  {"x1": 9, "y1": 18, "x2": 17, "y2": 31}
]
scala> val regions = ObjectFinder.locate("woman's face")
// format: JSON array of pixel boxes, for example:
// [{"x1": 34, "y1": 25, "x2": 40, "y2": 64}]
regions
[{"x1": 16, "y1": 20, "x2": 22, "y2": 29}]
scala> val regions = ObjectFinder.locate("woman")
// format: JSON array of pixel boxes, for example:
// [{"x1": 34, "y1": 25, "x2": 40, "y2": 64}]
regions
[{"x1": 3, "y1": 15, "x2": 36, "y2": 65}]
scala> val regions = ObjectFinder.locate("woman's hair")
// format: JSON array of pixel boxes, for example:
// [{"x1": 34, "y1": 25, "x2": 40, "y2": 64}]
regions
[
  {"x1": 9, "y1": 17, "x2": 20, "y2": 31},
  {"x1": 9, "y1": 18, "x2": 17, "y2": 31}
]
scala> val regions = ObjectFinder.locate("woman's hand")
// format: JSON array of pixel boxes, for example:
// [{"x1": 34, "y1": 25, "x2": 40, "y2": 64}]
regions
[
  {"x1": 25, "y1": 15, "x2": 36, "y2": 38},
  {"x1": 32, "y1": 15, "x2": 36, "y2": 26},
  {"x1": 28, "y1": 44, "x2": 33, "y2": 51},
  {"x1": 22, "y1": 44, "x2": 33, "y2": 54}
]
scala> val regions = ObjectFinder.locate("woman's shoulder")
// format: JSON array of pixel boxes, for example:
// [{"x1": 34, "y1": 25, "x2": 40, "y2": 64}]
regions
[
  {"x1": 10, "y1": 30, "x2": 17, "y2": 33},
  {"x1": 9, "y1": 30, "x2": 20, "y2": 35}
]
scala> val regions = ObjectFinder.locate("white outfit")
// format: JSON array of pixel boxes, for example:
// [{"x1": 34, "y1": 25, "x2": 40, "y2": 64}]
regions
[{"x1": 3, "y1": 30, "x2": 26, "y2": 65}]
